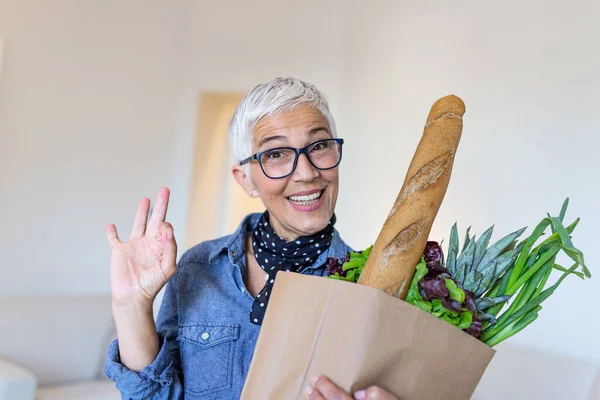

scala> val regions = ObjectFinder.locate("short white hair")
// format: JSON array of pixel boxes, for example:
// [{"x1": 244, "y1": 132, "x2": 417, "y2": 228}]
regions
[{"x1": 228, "y1": 76, "x2": 337, "y2": 165}]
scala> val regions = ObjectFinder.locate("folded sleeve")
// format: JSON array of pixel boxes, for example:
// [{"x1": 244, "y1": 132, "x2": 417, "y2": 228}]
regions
[{"x1": 104, "y1": 271, "x2": 183, "y2": 400}]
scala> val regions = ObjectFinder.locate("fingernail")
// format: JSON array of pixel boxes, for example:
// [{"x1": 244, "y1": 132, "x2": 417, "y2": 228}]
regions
[
  {"x1": 354, "y1": 390, "x2": 366, "y2": 399},
  {"x1": 305, "y1": 385, "x2": 314, "y2": 396},
  {"x1": 311, "y1": 374, "x2": 320, "y2": 384},
  {"x1": 167, "y1": 227, "x2": 173, "y2": 240}
]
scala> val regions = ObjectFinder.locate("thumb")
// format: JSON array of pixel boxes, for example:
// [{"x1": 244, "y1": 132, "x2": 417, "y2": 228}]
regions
[{"x1": 159, "y1": 222, "x2": 177, "y2": 277}]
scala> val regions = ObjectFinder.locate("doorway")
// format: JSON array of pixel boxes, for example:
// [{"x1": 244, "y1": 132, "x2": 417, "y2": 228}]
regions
[{"x1": 185, "y1": 92, "x2": 265, "y2": 250}]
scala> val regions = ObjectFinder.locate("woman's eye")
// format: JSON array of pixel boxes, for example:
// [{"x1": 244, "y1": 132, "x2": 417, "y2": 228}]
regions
[
  {"x1": 311, "y1": 141, "x2": 328, "y2": 151},
  {"x1": 266, "y1": 150, "x2": 285, "y2": 159}
]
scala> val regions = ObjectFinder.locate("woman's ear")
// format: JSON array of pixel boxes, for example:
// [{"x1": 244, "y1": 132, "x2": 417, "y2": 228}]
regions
[{"x1": 232, "y1": 164, "x2": 258, "y2": 198}]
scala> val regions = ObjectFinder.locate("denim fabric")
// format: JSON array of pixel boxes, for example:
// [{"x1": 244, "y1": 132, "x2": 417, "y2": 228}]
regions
[{"x1": 105, "y1": 213, "x2": 353, "y2": 399}]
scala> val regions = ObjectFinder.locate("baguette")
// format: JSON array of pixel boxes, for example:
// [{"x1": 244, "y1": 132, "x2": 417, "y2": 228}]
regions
[{"x1": 357, "y1": 95, "x2": 465, "y2": 299}]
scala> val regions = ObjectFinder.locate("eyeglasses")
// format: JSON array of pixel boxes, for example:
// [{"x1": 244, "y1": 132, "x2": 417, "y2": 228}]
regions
[{"x1": 239, "y1": 138, "x2": 344, "y2": 179}]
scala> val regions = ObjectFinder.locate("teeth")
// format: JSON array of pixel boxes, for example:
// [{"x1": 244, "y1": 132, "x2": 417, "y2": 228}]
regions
[{"x1": 289, "y1": 190, "x2": 322, "y2": 204}]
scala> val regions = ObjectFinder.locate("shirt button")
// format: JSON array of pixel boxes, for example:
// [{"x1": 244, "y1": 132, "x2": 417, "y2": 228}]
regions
[{"x1": 201, "y1": 332, "x2": 210, "y2": 340}]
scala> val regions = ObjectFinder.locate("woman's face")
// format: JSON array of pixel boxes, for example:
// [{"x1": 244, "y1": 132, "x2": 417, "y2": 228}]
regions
[{"x1": 233, "y1": 107, "x2": 339, "y2": 241}]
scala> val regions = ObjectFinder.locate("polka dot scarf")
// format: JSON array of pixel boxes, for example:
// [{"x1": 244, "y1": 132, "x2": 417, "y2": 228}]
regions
[{"x1": 249, "y1": 211, "x2": 336, "y2": 325}]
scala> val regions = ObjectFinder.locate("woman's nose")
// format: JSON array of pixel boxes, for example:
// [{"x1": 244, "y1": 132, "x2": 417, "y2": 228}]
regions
[{"x1": 292, "y1": 153, "x2": 319, "y2": 181}]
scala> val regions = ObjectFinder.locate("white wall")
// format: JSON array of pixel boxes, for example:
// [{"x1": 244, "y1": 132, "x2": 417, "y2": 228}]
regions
[
  {"x1": 334, "y1": 0, "x2": 600, "y2": 363},
  {"x1": 0, "y1": 0, "x2": 598, "y2": 365},
  {"x1": 0, "y1": 0, "x2": 186, "y2": 295}
]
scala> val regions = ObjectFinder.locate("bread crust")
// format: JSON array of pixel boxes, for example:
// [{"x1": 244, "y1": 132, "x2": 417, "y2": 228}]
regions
[{"x1": 357, "y1": 95, "x2": 466, "y2": 299}]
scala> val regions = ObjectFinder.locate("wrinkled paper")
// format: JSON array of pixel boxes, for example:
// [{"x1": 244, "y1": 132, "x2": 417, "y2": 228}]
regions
[{"x1": 241, "y1": 271, "x2": 495, "y2": 400}]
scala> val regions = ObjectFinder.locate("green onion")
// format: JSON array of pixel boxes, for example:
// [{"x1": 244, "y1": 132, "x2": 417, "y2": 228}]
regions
[
  {"x1": 484, "y1": 306, "x2": 541, "y2": 347},
  {"x1": 479, "y1": 199, "x2": 590, "y2": 346}
]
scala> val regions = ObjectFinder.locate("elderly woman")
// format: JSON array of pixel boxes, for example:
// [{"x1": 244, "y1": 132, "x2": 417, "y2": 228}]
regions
[{"x1": 104, "y1": 77, "x2": 399, "y2": 400}]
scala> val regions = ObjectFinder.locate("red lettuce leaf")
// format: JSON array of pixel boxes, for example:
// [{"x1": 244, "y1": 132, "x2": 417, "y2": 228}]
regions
[
  {"x1": 419, "y1": 278, "x2": 450, "y2": 300},
  {"x1": 465, "y1": 316, "x2": 483, "y2": 338},
  {"x1": 442, "y1": 297, "x2": 463, "y2": 313},
  {"x1": 424, "y1": 241, "x2": 444, "y2": 264}
]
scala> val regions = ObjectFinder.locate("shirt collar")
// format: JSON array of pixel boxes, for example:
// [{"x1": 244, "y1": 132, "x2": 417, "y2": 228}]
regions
[
  {"x1": 207, "y1": 212, "x2": 352, "y2": 265},
  {"x1": 207, "y1": 213, "x2": 262, "y2": 263}
]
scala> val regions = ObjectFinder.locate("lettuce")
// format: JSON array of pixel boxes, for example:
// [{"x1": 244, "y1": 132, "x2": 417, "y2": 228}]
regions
[
  {"x1": 327, "y1": 246, "x2": 373, "y2": 282},
  {"x1": 406, "y1": 257, "x2": 478, "y2": 335}
]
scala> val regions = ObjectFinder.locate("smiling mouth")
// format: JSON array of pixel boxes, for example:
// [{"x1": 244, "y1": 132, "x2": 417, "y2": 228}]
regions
[{"x1": 286, "y1": 189, "x2": 324, "y2": 206}]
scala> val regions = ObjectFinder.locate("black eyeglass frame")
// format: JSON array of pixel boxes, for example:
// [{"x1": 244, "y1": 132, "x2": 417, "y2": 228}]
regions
[{"x1": 239, "y1": 138, "x2": 344, "y2": 179}]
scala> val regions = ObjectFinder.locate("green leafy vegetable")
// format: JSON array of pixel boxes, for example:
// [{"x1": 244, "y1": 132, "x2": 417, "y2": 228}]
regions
[
  {"x1": 445, "y1": 279, "x2": 465, "y2": 303},
  {"x1": 326, "y1": 246, "x2": 372, "y2": 282},
  {"x1": 478, "y1": 198, "x2": 590, "y2": 346},
  {"x1": 409, "y1": 198, "x2": 590, "y2": 346},
  {"x1": 326, "y1": 198, "x2": 590, "y2": 348}
]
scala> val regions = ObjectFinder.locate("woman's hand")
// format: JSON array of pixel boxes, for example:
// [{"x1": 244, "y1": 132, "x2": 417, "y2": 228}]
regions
[
  {"x1": 106, "y1": 187, "x2": 178, "y2": 308},
  {"x1": 305, "y1": 375, "x2": 399, "y2": 400}
]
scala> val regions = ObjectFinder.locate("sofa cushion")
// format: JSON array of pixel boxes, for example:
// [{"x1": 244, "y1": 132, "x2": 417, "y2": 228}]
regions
[
  {"x1": 0, "y1": 295, "x2": 115, "y2": 385},
  {"x1": 36, "y1": 379, "x2": 119, "y2": 400},
  {"x1": 0, "y1": 358, "x2": 37, "y2": 400}
]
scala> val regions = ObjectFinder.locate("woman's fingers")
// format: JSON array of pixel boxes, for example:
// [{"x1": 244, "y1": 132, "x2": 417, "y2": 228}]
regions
[
  {"x1": 106, "y1": 224, "x2": 121, "y2": 248},
  {"x1": 305, "y1": 384, "x2": 326, "y2": 400},
  {"x1": 158, "y1": 222, "x2": 178, "y2": 278},
  {"x1": 130, "y1": 197, "x2": 151, "y2": 239},
  {"x1": 311, "y1": 376, "x2": 353, "y2": 400},
  {"x1": 147, "y1": 187, "x2": 170, "y2": 235},
  {"x1": 354, "y1": 386, "x2": 399, "y2": 400}
]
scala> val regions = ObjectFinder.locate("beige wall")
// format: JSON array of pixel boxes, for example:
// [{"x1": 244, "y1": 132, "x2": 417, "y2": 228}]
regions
[
  {"x1": 185, "y1": 93, "x2": 264, "y2": 250},
  {"x1": 0, "y1": 37, "x2": 5, "y2": 86}
]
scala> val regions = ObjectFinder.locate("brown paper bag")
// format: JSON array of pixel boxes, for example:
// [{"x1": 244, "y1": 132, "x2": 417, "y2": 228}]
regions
[{"x1": 241, "y1": 271, "x2": 495, "y2": 400}]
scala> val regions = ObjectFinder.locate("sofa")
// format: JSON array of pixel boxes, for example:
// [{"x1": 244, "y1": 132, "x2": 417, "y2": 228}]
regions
[
  {"x1": 0, "y1": 295, "x2": 120, "y2": 400},
  {"x1": 0, "y1": 294, "x2": 598, "y2": 400}
]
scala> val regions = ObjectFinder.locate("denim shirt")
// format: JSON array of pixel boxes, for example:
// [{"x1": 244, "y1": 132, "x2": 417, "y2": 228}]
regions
[{"x1": 104, "y1": 213, "x2": 353, "y2": 399}]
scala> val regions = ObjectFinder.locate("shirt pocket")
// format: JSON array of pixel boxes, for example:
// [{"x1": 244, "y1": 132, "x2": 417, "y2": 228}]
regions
[{"x1": 177, "y1": 323, "x2": 240, "y2": 397}]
